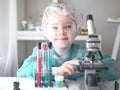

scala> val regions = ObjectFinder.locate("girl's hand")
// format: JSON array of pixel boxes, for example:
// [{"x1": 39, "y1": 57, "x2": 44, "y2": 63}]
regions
[{"x1": 57, "y1": 60, "x2": 80, "y2": 77}]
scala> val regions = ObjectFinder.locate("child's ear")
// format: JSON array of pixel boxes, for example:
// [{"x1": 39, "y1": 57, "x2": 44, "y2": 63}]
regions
[
  {"x1": 75, "y1": 23, "x2": 81, "y2": 36},
  {"x1": 76, "y1": 27, "x2": 81, "y2": 36},
  {"x1": 73, "y1": 22, "x2": 81, "y2": 36}
]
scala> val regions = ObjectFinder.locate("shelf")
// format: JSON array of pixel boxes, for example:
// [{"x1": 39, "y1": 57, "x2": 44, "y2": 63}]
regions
[
  {"x1": 17, "y1": 31, "x2": 45, "y2": 40},
  {"x1": 107, "y1": 18, "x2": 120, "y2": 23},
  {"x1": 17, "y1": 31, "x2": 88, "y2": 41}
]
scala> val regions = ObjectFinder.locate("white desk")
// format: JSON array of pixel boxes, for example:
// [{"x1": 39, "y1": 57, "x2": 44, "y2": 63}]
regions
[
  {"x1": 66, "y1": 77, "x2": 120, "y2": 90},
  {"x1": 0, "y1": 77, "x2": 119, "y2": 90},
  {"x1": 0, "y1": 77, "x2": 67, "y2": 90}
]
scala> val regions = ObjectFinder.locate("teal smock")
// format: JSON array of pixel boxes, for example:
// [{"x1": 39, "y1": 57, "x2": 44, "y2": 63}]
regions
[{"x1": 17, "y1": 43, "x2": 119, "y2": 81}]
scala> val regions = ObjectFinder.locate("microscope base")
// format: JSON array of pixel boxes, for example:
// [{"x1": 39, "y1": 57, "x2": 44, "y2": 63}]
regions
[
  {"x1": 84, "y1": 70, "x2": 100, "y2": 90},
  {"x1": 85, "y1": 84, "x2": 100, "y2": 90}
]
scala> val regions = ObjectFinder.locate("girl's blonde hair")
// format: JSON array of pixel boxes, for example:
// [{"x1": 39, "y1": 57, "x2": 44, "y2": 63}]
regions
[{"x1": 41, "y1": 3, "x2": 80, "y2": 30}]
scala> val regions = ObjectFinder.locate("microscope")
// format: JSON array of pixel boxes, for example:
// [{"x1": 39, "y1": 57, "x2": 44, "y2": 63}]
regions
[{"x1": 79, "y1": 14, "x2": 108, "y2": 90}]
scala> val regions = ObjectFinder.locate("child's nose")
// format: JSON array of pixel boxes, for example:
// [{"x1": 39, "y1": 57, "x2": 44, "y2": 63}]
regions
[{"x1": 58, "y1": 27, "x2": 67, "y2": 34}]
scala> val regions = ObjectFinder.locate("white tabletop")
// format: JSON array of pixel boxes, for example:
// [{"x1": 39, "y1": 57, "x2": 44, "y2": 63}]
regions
[
  {"x1": 66, "y1": 77, "x2": 120, "y2": 90},
  {"x1": 0, "y1": 77, "x2": 67, "y2": 90},
  {"x1": 0, "y1": 77, "x2": 119, "y2": 90}
]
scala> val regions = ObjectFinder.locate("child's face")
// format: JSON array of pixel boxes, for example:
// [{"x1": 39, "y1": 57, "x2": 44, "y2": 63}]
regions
[{"x1": 45, "y1": 13, "x2": 78, "y2": 49}]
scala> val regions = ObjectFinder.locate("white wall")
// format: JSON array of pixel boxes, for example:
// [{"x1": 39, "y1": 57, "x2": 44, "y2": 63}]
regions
[
  {"x1": 63, "y1": 0, "x2": 120, "y2": 71},
  {"x1": 17, "y1": 0, "x2": 26, "y2": 67},
  {"x1": 64, "y1": 0, "x2": 120, "y2": 56},
  {"x1": 25, "y1": 0, "x2": 52, "y2": 25},
  {"x1": 17, "y1": 0, "x2": 120, "y2": 71}
]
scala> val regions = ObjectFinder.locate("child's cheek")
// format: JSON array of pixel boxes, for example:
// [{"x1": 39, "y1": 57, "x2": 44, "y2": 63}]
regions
[{"x1": 46, "y1": 33, "x2": 54, "y2": 42}]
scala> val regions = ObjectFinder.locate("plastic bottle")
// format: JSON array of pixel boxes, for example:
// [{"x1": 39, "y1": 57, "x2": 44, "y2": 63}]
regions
[
  {"x1": 54, "y1": 75, "x2": 64, "y2": 87},
  {"x1": 80, "y1": 27, "x2": 85, "y2": 35},
  {"x1": 27, "y1": 17, "x2": 35, "y2": 31},
  {"x1": 35, "y1": 22, "x2": 41, "y2": 31}
]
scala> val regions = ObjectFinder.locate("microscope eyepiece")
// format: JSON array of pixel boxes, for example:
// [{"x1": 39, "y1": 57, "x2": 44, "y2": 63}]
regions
[{"x1": 87, "y1": 14, "x2": 94, "y2": 21}]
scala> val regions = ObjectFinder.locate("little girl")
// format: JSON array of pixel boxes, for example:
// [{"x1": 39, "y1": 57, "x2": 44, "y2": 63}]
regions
[{"x1": 17, "y1": 3, "x2": 119, "y2": 81}]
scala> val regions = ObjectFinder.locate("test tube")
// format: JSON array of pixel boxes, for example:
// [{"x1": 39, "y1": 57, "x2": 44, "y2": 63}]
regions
[
  {"x1": 41, "y1": 43, "x2": 48, "y2": 87},
  {"x1": 47, "y1": 42, "x2": 52, "y2": 87},
  {"x1": 35, "y1": 42, "x2": 42, "y2": 87},
  {"x1": 36, "y1": 42, "x2": 52, "y2": 88}
]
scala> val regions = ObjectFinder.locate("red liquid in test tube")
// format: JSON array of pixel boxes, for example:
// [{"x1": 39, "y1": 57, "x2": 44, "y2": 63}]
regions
[{"x1": 37, "y1": 43, "x2": 41, "y2": 87}]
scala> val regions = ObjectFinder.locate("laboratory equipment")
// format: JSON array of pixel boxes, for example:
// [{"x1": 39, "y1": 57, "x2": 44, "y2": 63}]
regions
[
  {"x1": 35, "y1": 42, "x2": 42, "y2": 87},
  {"x1": 79, "y1": 14, "x2": 108, "y2": 90},
  {"x1": 27, "y1": 17, "x2": 35, "y2": 31},
  {"x1": 35, "y1": 42, "x2": 52, "y2": 88},
  {"x1": 13, "y1": 81, "x2": 20, "y2": 90},
  {"x1": 54, "y1": 75, "x2": 64, "y2": 87},
  {"x1": 21, "y1": 20, "x2": 27, "y2": 30},
  {"x1": 115, "y1": 81, "x2": 119, "y2": 90}
]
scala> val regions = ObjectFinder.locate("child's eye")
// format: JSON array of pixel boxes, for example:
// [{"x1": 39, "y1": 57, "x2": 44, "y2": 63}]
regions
[
  {"x1": 51, "y1": 26, "x2": 58, "y2": 31},
  {"x1": 64, "y1": 25, "x2": 72, "y2": 29}
]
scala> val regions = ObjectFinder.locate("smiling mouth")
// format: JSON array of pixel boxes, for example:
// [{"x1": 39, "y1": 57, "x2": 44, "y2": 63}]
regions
[{"x1": 57, "y1": 38, "x2": 68, "y2": 40}]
